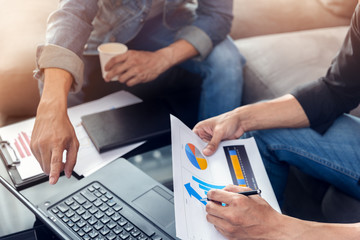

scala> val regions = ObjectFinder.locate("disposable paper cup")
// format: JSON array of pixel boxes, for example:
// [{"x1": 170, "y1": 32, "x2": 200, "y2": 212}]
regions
[{"x1": 98, "y1": 42, "x2": 128, "y2": 81}]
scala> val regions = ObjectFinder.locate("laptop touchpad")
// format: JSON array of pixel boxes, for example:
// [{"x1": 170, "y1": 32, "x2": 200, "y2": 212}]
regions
[{"x1": 133, "y1": 187, "x2": 175, "y2": 228}]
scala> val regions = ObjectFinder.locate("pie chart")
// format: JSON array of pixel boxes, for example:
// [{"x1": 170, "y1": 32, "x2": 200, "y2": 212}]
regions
[{"x1": 185, "y1": 143, "x2": 207, "y2": 170}]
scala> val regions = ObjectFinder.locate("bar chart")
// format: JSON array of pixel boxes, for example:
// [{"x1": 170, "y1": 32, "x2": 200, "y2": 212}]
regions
[
  {"x1": 13, "y1": 131, "x2": 32, "y2": 159},
  {"x1": 223, "y1": 145, "x2": 258, "y2": 190}
]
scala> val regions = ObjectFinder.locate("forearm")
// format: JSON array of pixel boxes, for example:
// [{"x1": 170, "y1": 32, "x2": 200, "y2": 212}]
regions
[
  {"x1": 31, "y1": 68, "x2": 78, "y2": 184},
  {"x1": 35, "y1": 44, "x2": 85, "y2": 93},
  {"x1": 236, "y1": 94, "x2": 310, "y2": 132},
  {"x1": 285, "y1": 216, "x2": 360, "y2": 240},
  {"x1": 38, "y1": 68, "x2": 73, "y2": 113},
  {"x1": 156, "y1": 39, "x2": 199, "y2": 68},
  {"x1": 304, "y1": 222, "x2": 360, "y2": 240}
]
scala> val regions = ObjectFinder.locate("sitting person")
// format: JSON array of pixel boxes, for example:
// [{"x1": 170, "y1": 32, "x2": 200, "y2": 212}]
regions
[
  {"x1": 193, "y1": 3, "x2": 360, "y2": 239},
  {"x1": 30, "y1": 0, "x2": 244, "y2": 185}
]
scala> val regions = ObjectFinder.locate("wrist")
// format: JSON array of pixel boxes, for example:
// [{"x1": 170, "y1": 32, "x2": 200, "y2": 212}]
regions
[
  {"x1": 155, "y1": 48, "x2": 174, "y2": 72},
  {"x1": 262, "y1": 214, "x2": 311, "y2": 240},
  {"x1": 232, "y1": 104, "x2": 259, "y2": 132}
]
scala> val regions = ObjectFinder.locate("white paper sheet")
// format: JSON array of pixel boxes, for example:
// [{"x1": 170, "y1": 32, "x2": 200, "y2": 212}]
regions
[
  {"x1": 171, "y1": 115, "x2": 280, "y2": 240},
  {"x1": 0, "y1": 91, "x2": 144, "y2": 180}
]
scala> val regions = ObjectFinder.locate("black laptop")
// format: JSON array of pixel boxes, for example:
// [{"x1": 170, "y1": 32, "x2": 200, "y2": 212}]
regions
[{"x1": 0, "y1": 158, "x2": 176, "y2": 240}]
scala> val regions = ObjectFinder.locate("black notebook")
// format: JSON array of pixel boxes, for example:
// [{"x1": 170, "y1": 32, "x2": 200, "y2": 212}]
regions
[{"x1": 81, "y1": 101, "x2": 171, "y2": 153}]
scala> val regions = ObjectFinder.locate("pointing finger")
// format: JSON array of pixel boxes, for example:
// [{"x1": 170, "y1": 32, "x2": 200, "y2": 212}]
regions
[{"x1": 49, "y1": 148, "x2": 65, "y2": 184}]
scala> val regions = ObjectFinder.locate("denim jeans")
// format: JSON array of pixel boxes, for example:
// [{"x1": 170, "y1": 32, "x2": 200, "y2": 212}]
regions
[
  {"x1": 245, "y1": 114, "x2": 360, "y2": 204},
  {"x1": 71, "y1": 14, "x2": 245, "y2": 120},
  {"x1": 178, "y1": 37, "x2": 245, "y2": 120}
]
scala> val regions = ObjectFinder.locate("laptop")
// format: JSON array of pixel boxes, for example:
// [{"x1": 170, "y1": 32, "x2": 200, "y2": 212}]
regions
[{"x1": 0, "y1": 158, "x2": 176, "y2": 240}]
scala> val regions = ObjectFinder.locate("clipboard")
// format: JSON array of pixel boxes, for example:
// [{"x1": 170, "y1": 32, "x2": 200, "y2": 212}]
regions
[{"x1": 0, "y1": 137, "x2": 48, "y2": 190}]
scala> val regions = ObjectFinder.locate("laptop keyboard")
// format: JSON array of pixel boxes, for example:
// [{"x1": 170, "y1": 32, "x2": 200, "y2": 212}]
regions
[{"x1": 49, "y1": 182, "x2": 165, "y2": 240}]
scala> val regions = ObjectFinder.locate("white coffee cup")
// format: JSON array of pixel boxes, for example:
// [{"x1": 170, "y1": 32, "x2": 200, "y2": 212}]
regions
[{"x1": 97, "y1": 42, "x2": 128, "y2": 81}]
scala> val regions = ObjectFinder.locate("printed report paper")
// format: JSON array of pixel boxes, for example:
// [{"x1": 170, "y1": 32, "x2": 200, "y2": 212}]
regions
[{"x1": 171, "y1": 115, "x2": 280, "y2": 240}]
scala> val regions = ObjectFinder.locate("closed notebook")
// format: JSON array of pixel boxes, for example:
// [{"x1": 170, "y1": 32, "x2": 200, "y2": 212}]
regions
[{"x1": 81, "y1": 101, "x2": 171, "y2": 153}]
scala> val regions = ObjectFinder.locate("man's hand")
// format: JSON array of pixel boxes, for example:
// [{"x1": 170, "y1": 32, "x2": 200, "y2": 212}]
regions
[
  {"x1": 193, "y1": 95, "x2": 310, "y2": 156},
  {"x1": 30, "y1": 68, "x2": 79, "y2": 185},
  {"x1": 206, "y1": 185, "x2": 287, "y2": 240},
  {"x1": 206, "y1": 185, "x2": 360, "y2": 239},
  {"x1": 193, "y1": 109, "x2": 245, "y2": 156},
  {"x1": 104, "y1": 39, "x2": 199, "y2": 86},
  {"x1": 104, "y1": 50, "x2": 171, "y2": 86}
]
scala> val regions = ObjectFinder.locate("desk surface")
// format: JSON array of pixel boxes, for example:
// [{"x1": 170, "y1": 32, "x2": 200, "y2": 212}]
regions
[{"x1": 0, "y1": 144, "x2": 173, "y2": 237}]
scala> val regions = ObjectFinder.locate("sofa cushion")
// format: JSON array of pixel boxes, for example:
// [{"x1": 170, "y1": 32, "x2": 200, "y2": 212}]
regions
[
  {"x1": 234, "y1": 26, "x2": 349, "y2": 104},
  {"x1": 318, "y1": 0, "x2": 358, "y2": 18},
  {"x1": 231, "y1": 0, "x2": 352, "y2": 39}
]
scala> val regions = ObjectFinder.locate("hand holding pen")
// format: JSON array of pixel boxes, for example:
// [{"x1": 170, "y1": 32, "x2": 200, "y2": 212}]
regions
[
  {"x1": 202, "y1": 189, "x2": 261, "y2": 202},
  {"x1": 205, "y1": 185, "x2": 278, "y2": 239}
]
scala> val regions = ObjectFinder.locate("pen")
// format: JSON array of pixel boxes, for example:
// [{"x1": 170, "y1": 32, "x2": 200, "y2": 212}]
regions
[{"x1": 201, "y1": 189, "x2": 261, "y2": 202}]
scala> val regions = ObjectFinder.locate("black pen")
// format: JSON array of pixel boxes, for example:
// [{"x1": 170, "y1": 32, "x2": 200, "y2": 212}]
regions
[{"x1": 201, "y1": 189, "x2": 261, "y2": 202}]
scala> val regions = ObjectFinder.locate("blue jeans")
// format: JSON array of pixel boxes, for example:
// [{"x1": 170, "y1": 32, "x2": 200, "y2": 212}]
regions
[
  {"x1": 179, "y1": 38, "x2": 245, "y2": 120},
  {"x1": 245, "y1": 114, "x2": 360, "y2": 204},
  {"x1": 73, "y1": 14, "x2": 245, "y2": 120}
]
